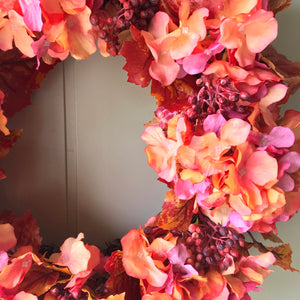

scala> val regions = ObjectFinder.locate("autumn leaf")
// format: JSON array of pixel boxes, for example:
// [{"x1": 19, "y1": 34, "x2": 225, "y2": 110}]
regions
[
  {"x1": 268, "y1": 0, "x2": 292, "y2": 15},
  {"x1": 157, "y1": 190, "x2": 194, "y2": 231},
  {"x1": 266, "y1": 243, "x2": 299, "y2": 272},
  {"x1": 119, "y1": 26, "x2": 152, "y2": 88},
  {"x1": 104, "y1": 251, "x2": 141, "y2": 300},
  {"x1": 0, "y1": 48, "x2": 58, "y2": 117},
  {"x1": 0, "y1": 129, "x2": 22, "y2": 159},
  {"x1": 261, "y1": 232, "x2": 283, "y2": 244},
  {"x1": 16, "y1": 264, "x2": 59, "y2": 296},
  {"x1": 151, "y1": 76, "x2": 197, "y2": 112},
  {"x1": 262, "y1": 45, "x2": 300, "y2": 95},
  {"x1": 0, "y1": 210, "x2": 42, "y2": 253}
]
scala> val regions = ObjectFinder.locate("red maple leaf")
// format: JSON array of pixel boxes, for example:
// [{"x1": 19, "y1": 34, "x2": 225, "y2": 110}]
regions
[
  {"x1": 0, "y1": 48, "x2": 58, "y2": 118},
  {"x1": 119, "y1": 26, "x2": 152, "y2": 88}
]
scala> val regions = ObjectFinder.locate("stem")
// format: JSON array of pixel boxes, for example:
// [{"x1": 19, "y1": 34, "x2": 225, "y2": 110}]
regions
[{"x1": 247, "y1": 231, "x2": 281, "y2": 259}]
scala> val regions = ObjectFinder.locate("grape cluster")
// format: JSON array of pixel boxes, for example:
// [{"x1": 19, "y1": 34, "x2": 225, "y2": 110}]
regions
[
  {"x1": 46, "y1": 284, "x2": 88, "y2": 300},
  {"x1": 90, "y1": 0, "x2": 159, "y2": 55},
  {"x1": 183, "y1": 220, "x2": 246, "y2": 273},
  {"x1": 185, "y1": 76, "x2": 253, "y2": 123}
]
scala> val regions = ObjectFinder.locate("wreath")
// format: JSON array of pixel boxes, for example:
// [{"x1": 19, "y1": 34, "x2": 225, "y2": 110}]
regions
[{"x1": 0, "y1": 0, "x2": 300, "y2": 299}]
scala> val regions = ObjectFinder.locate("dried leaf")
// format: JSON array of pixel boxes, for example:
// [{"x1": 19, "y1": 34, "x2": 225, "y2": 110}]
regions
[
  {"x1": 151, "y1": 76, "x2": 197, "y2": 112},
  {"x1": 0, "y1": 48, "x2": 57, "y2": 117},
  {"x1": 266, "y1": 243, "x2": 299, "y2": 272},
  {"x1": 261, "y1": 232, "x2": 283, "y2": 243},
  {"x1": 17, "y1": 264, "x2": 59, "y2": 296},
  {"x1": 262, "y1": 45, "x2": 300, "y2": 95},
  {"x1": 119, "y1": 26, "x2": 152, "y2": 88},
  {"x1": 157, "y1": 190, "x2": 194, "y2": 231},
  {"x1": 104, "y1": 251, "x2": 141, "y2": 300},
  {"x1": 0, "y1": 129, "x2": 22, "y2": 159},
  {"x1": 268, "y1": 0, "x2": 292, "y2": 14}
]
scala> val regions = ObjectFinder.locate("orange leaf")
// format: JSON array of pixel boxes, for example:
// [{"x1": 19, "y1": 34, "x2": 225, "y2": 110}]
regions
[
  {"x1": 151, "y1": 76, "x2": 197, "y2": 112},
  {"x1": 157, "y1": 190, "x2": 194, "y2": 231},
  {"x1": 261, "y1": 232, "x2": 283, "y2": 243},
  {"x1": 267, "y1": 243, "x2": 299, "y2": 272},
  {"x1": 104, "y1": 250, "x2": 124, "y2": 276}
]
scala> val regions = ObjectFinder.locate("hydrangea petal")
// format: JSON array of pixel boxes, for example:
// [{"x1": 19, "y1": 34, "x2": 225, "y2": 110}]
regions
[
  {"x1": 170, "y1": 32, "x2": 199, "y2": 60},
  {"x1": 222, "y1": 0, "x2": 258, "y2": 17},
  {"x1": 148, "y1": 12, "x2": 170, "y2": 39},
  {"x1": 203, "y1": 113, "x2": 227, "y2": 137},
  {"x1": 280, "y1": 151, "x2": 300, "y2": 173},
  {"x1": 260, "y1": 83, "x2": 288, "y2": 126},
  {"x1": 245, "y1": 151, "x2": 278, "y2": 186},
  {"x1": 244, "y1": 10, "x2": 277, "y2": 53},
  {"x1": 186, "y1": 8, "x2": 209, "y2": 40},
  {"x1": 50, "y1": 233, "x2": 91, "y2": 274},
  {"x1": 19, "y1": 0, "x2": 43, "y2": 31},
  {"x1": 221, "y1": 118, "x2": 251, "y2": 146},
  {"x1": 267, "y1": 126, "x2": 295, "y2": 148},
  {"x1": 0, "y1": 223, "x2": 17, "y2": 251},
  {"x1": 276, "y1": 173, "x2": 295, "y2": 192},
  {"x1": 13, "y1": 291, "x2": 38, "y2": 300},
  {"x1": 0, "y1": 252, "x2": 33, "y2": 289},
  {"x1": 0, "y1": 250, "x2": 8, "y2": 272},
  {"x1": 121, "y1": 229, "x2": 168, "y2": 288}
]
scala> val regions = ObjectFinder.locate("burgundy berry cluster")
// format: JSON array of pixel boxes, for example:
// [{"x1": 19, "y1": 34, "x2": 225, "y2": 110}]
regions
[
  {"x1": 90, "y1": 0, "x2": 159, "y2": 56},
  {"x1": 182, "y1": 218, "x2": 246, "y2": 273},
  {"x1": 46, "y1": 283, "x2": 88, "y2": 300},
  {"x1": 185, "y1": 75, "x2": 253, "y2": 123}
]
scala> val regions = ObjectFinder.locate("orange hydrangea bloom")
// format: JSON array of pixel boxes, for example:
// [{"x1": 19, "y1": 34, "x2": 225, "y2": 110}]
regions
[{"x1": 40, "y1": 0, "x2": 97, "y2": 60}]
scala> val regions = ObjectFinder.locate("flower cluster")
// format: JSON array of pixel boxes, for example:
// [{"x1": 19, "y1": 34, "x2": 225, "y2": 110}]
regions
[{"x1": 0, "y1": 0, "x2": 300, "y2": 299}]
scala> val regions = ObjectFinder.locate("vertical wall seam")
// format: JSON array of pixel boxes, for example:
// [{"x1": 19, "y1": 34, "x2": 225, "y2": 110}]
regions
[{"x1": 63, "y1": 59, "x2": 78, "y2": 237}]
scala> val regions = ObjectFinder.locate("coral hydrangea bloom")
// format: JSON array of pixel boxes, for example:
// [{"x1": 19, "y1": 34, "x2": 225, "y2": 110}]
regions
[
  {"x1": 0, "y1": 10, "x2": 35, "y2": 57},
  {"x1": 141, "y1": 116, "x2": 187, "y2": 182},
  {"x1": 142, "y1": 0, "x2": 208, "y2": 85},
  {"x1": 40, "y1": 0, "x2": 97, "y2": 60},
  {"x1": 219, "y1": 10, "x2": 277, "y2": 66},
  {"x1": 166, "y1": 0, "x2": 209, "y2": 60},
  {"x1": 177, "y1": 117, "x2": 250, "y2": 179}
]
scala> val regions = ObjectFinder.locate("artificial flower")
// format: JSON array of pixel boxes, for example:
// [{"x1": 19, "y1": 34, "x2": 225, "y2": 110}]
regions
[
  {"x1": 219, "y1": 9, "x2": 277, "y2": 67},
  {"x1": 0, "y1": 10, "x2": 35, "y2": 57}
]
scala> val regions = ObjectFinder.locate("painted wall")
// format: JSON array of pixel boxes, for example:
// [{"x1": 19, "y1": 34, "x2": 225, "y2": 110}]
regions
[{"x1": 0, "y1": 2, "x2": 300, "y2": 299}]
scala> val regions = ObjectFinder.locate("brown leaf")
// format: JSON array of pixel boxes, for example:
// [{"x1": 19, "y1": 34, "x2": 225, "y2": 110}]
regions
[
  {"x1": 267, "y1": 243, "x2": 299, "y2": 272},
  {"x1": 157, "y1": 190, "x2": 194, "y2": 231},
  {"x1": 268, "y1": 0, "x2": 292, "y2": 14},
  {"x1": 262, "y1": 45, "x2": 300, "y2": 95},
  {"x1": 261, "y1": 232, "x2": 283, "y2": 243},
  {"x1": 17, "y1": 264, "x2": 60, "y2": 296}
]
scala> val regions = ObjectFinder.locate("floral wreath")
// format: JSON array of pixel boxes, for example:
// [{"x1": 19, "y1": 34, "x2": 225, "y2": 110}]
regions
[{"x1": 0, "y1": 0, "x2": 300, "y2": 299}]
